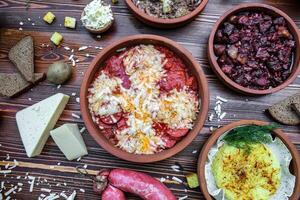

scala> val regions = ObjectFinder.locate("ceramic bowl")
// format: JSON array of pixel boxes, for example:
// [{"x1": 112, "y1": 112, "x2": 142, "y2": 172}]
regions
[
  {"x1": 208, "y1": 3, "x2": 300, "y2": 95},
  {"x1": 197, "y1": 120, "x2": 300, "y2": 200},
  {"x1": 125, "y1": 0, "x2": 209, "y2": 28},
  {"x1": 80, "y1": 34, "x2": 209, "y2": 163},
  {"x1": 81, "y1": 11, "x2": 114, "y2": 34}
]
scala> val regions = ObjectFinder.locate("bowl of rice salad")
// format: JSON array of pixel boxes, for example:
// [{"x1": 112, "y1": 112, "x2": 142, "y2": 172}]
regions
[{"x1": 80, "y1": 35, "x2": 209, "y2": 162}]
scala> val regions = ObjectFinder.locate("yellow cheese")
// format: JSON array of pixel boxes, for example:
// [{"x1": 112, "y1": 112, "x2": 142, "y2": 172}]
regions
[
  {"x1": 43, "y1": 12, "x2": 56, "y2": 24},
  {"x1": 64, "y1": 17, "x2": 76, "y2": 29},
  {"x1": 50, "y1": 32, "x2": 63, "y2": 46}
]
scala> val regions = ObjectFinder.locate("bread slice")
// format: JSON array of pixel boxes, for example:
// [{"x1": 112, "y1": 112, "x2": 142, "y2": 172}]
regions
[
  {"x1": 0, "y1": 73, "x2": 44, "y2": 97},
  {"x1": 9, "y1": 36, "x2": 35, "y2": 82},
  {"x1": 267, "y1": 93, "x2": 300, "y2": 125}
]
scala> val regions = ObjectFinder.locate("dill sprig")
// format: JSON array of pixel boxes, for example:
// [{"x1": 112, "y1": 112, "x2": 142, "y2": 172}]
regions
[{"x1": 222, "y1": 124, "x2": 278, "y2": 153}]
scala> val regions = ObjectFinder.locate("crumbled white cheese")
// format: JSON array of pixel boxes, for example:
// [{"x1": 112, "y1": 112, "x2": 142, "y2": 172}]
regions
[
  {"x1": 79, "y1": 188, "x2": 85, "y2": 193},
  {"x1": 41, "y1": 188, "x2": 51, "y2": 193},
  {"x1": 216, "y1": 96, "x2": 228, "y2": 102},
  {"x1": 0, "y1": 170, "x2": 11, "y2": 174},
  {"x1": 67, "y1": 190, "x2": 76, "y2": 200},
  {"x1": 64, "y1": 46, "x2": 71, "y2": 51},
  {"x1": 81, "y1": 0, "x2": 113, "y2": 29},
  {"x1": 80, "y1": 127, "x2": 86, "y2": 133},
  {"x1": 171, "y1": 165, "x2": 180, "y2": 172},
  {"x1": 78, "y1": 46, "x2": 88, "y2": 51},
  {"x1": 172, "y1": 176, "x2": 183, "y2": 183},
  {"x1": 179, "y1": 195, "x2": 188, "y2": 200},
  {"x1": 71, "y1": 113, "x2": 81, "y2": 119}
]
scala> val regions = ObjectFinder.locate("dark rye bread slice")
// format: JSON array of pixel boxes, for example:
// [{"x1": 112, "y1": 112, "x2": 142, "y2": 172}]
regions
[
  {"x1": 0, "y1": 73, "x2": 44, "y2": 97},
  {"x1": 9, "y1": 36, "x2": 34, "y2": 82},
  {"x1": 267, "y1": 93, "x2": 300, "y2": 125}
]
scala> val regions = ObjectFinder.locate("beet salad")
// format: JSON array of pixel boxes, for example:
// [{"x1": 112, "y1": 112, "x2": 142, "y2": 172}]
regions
[
  {"x1": 88, "y1": 44, "x2": 200, "y2": 154},
  {"x1": 214, "y1": 11, "x2": 296, "y2": 90}
]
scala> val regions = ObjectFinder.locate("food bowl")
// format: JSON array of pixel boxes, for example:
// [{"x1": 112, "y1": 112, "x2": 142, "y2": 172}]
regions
[
  {"x1": 197, "y1": 120, "x2": 300, "y2": 200},
  {"x1": 81, "y1": 11, "x2": 114, "y2": 34},
  {"x1": 125, "y1": 0, "x2": 209, "y2": 28},
  {"x1": 80, "y1": 34, "x2": 209, "y2": 163},
  {"x1": 208, "y1": 3, "x2": 300, "y2": 95}
]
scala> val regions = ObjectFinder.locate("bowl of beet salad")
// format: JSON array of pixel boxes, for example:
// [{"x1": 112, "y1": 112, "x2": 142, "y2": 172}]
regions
[{"x1": 208, "y1": 3, "x2": 300, "y2": 95}]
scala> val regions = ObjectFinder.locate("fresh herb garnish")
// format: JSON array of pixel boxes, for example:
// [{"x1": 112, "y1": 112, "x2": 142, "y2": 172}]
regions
[{"x1": 222, "y1": 124, "x2": 278, "y2": 153}]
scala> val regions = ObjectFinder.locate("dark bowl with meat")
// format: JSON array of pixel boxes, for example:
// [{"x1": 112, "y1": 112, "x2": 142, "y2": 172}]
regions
[
  {"x1": 125, "y1": 0, "x2": 209, "y2": 28},
  {"x1": 208, "y1": 3, "x2": 300, "y2": 95},
  {"x1": 80, "y1": 34, "x2": 209, "y2": 163}
]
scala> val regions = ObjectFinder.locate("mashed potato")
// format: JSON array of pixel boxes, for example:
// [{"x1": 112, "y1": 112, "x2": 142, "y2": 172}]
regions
[{"x1": 212, "y1": 143, "x2": 281, "y2": 200}]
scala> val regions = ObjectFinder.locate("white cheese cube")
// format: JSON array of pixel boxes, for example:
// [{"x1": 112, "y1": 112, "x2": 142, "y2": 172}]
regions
[
  {"x1": 16, "y1": 93, "x2": 70, "y2": 157},
  {"x1": 50, "y1": 123, "x2": 88, "y2": 160}
]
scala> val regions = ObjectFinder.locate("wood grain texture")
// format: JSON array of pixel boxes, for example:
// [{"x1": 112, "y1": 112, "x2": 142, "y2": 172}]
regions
[{"x1": 0, "y1": 0, "x2": 300, "y2": 199}]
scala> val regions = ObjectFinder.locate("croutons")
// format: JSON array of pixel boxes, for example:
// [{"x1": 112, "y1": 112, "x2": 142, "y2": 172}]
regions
[
  {"x1": 64, "y1": 17, "x2": 77, "y2": 29},
  {"x1": 43, "y1": 12, "x2": 56, "y2": 24},
  {"x1": 50, "y1": 32, "x2": 63, "y2": 46}
]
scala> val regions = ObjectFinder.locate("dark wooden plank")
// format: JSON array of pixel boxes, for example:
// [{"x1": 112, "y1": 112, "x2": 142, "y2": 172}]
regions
[{"x1": 0, "y1": 0, "x2": 300, "y2": 199}]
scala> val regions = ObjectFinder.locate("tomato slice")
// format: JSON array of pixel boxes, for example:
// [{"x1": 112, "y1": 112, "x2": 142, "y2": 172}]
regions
[
  {"x1": 100, "y1": 112, "x2": 123, "y2": 125},
  {"x1": 166, "y1": 128, "x2": 189, "y2": 138}
]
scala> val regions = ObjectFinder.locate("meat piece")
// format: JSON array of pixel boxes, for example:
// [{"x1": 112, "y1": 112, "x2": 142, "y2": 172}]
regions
[
  {"x1": 105, "y1": 56, "x2": 131, "y2": 89},
  {"x1": 213, "y1": 44, "x2": 226, "y2": 56},
  {"x1": 100, "y1": 112, "x2": 123, "y2": 125},
  {"x1": 223, "y1": 22, "x2": 235, "y2": 36},
  {"x1": 166, "y1": 128, "x2": 189, "y2": 138},
  {"x1": 227, "y1": 45, "x2": 238, "y2": 59},
  {"x1": 109, "y1": 169, "x2": 177, "y2": 200},
  {"x1": 161, "y1": 134, "x2": 177, "y2": 148},
  {"x1": 159, "y1": 70, "x2": 186, "y2": 91},
  {"x1": 259, "y1": 20, "x2": 272, "y2": 33},
  {"x1": 186, "y1": 76, "x2": 197, "y2": 91},
  {"x1": 102, "y1": 185, "x2": 126, "y2": 200}
]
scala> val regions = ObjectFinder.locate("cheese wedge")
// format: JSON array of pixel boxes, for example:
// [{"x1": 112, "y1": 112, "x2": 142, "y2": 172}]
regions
[
  {"x1": 50, "y1": 123, "x2": 88, "y2": 160},
  {"x1": 16, "y1": 93, "x2": 70, "y2": 157}
]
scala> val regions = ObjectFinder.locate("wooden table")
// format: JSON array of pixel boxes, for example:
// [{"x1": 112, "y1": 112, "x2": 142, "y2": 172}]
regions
[{"x1": 1, "y1": 0, "x2": 300, "y2": 199}]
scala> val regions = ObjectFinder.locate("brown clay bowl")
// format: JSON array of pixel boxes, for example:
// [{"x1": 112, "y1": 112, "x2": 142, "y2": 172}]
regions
[
  {"x1": 197, "y1": 120, "x2": 300, "y2": 200},
  {"x1": 81, "y1": 11, "x2": 114, "y2": 34},
  {"x1": 208, "y1": 3, "x2": 300, "y2": 95},
  {"x1": 80, "y1": 34, "x2": 209, "y2": 163},
  {"x1": 125, "y1": 0, "x2": 209, "y2": 28}
]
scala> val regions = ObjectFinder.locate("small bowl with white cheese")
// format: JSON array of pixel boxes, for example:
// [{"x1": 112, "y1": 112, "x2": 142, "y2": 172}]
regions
[{"x1": 81, "y1": 0, "x2": 114, "y2": 34}]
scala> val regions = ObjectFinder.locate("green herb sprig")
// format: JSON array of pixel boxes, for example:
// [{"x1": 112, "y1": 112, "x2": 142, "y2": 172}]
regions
[{"x1": 222, "y1": 124, "x2": 278, "y2": 153}]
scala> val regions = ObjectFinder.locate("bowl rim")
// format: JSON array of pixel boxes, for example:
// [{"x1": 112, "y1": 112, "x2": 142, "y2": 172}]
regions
[
  {"x1": 208, "y1": 3, "x2": 300, "y2": 95},
  {"x1": 80, "y1": 34, "x2": 209, "y2": 163},
  {"x1": 81, "y1": 11, "x2": 114, "y2": 34},
  {"x1": 125, "y1": 0, "x2": 209, "y2": 28},
  {"x1": 197, "y1": 119, "x2": 300, "y2": 200}
]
